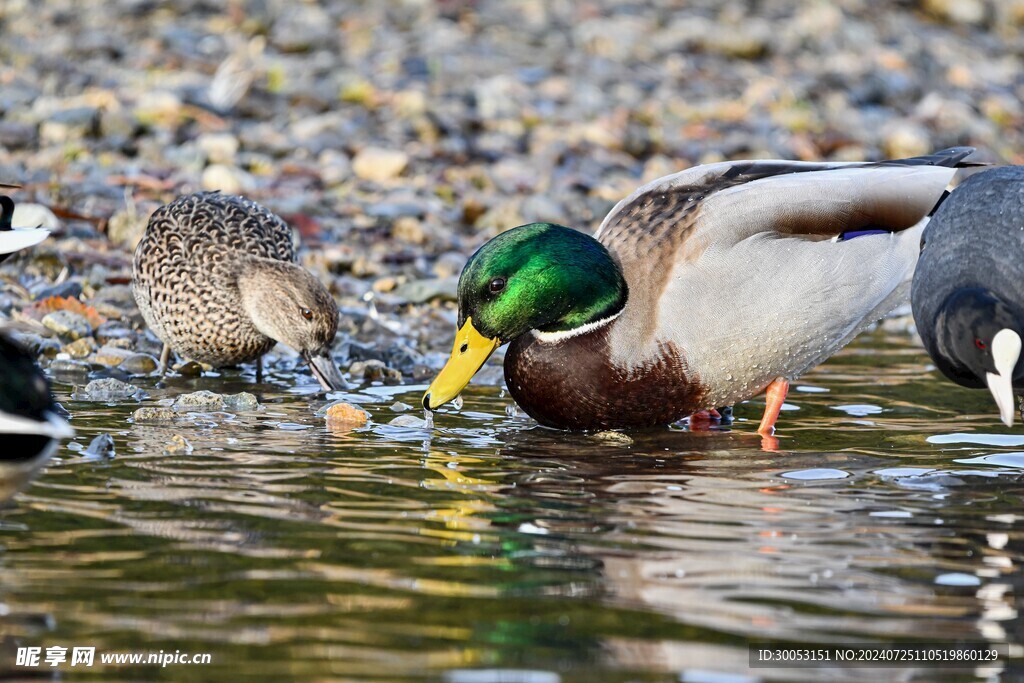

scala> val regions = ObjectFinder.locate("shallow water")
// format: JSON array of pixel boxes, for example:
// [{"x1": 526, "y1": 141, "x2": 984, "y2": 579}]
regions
[{"x1": 2, "y1": 329, "x2": 1023, "y2": 682}]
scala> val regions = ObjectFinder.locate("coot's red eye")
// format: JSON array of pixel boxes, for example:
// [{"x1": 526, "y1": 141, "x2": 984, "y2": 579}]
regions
[{"x1": 975, "y1": 338, "x2": 987, "y2": 350}]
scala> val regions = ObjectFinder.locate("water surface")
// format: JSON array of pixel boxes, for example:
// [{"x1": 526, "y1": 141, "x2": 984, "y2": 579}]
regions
[{"x1": 2, "y1": 329, "x2": 1022, "y2": 682}]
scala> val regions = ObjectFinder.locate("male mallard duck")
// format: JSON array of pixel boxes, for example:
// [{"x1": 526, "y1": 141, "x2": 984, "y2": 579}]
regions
[
  {"x1": 132, "y1": 192, "x2": 346, "y2": 390},
  {"x1": 425, "y1": 148, "x2": 976, "y2": 433},
  {"x1": 0, "y1": 188, "x2": 51, "y2": 264},
  {"x1": 0, "y1": 331, "x2": 73, "y2": 462},
  {"x1": 912, "y1": 165, "x2": 1024, "y2": 426}
]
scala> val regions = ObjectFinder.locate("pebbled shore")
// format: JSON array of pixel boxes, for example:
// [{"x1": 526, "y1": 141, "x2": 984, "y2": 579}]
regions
[{"x1": 0, "y1": 0, "x2": 1022, "y2": 386}]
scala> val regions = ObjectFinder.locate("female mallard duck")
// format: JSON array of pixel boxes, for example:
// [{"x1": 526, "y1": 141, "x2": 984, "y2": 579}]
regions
[
  {"x1": 0, "y1": 188, "x2": 52, "y2": 264},
  {"x1": 132, "y1": 192, "x2": 346, "y2": 391},
  {"x1": 424, "y1": 148, "x2": 976, "y2": 433},
  {"x1": 0, "y1": 331, "x2": 73, "y2": 462},
  {"x1": 912, "y1": 165, "x2": 1024, "y2": 426}
]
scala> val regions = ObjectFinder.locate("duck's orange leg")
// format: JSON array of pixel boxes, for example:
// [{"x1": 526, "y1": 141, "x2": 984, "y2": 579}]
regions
[{"x1": 757, "y1": 378, "x2": 790, "y2": 436}]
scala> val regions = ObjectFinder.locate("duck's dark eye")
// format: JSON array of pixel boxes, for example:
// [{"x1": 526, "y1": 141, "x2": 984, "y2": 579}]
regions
[
  {"x1": 300, "y1": 307, "x2": 313, "y2": 321},
  {"x1": 489, "y1": 277, "x2": 506, "y2": 294},
  {"x1": 975, "y1": 338, "x2": 987, "y2": 350}
]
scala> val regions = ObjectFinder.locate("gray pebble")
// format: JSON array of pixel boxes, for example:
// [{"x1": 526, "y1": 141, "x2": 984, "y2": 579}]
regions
[
  {"x1": 223, "y1": 392, "x2": 261, "y2": 410},
  {"x1": 83, "y1": 433, "x2": 115, "y2": 459},
  {"x1": 173, "y1": 390, "x2": 226, "y2": 411},
  {"x1": 388, "y1": 414, "x2": 429, "y2": 428},
  {"x1": 78, "y1": 378, "x2": 141, "y2": 402},
  {"x1": 49, "y1": 358, "x2": 92, "y2": 375},
  {"x1": 42, "y1": 310, "x2": 92, "y2": 340}
]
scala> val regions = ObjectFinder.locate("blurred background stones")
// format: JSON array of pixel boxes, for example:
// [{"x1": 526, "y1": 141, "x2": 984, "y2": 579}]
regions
[{"x1": 0, "y1": 0, "x2": 1021, "y2": 373}]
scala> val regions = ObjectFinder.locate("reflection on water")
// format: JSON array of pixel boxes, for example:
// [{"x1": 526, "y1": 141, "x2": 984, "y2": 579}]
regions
[{"x1": 1, "y1": 330, "x2": 1023, "y2": 681}]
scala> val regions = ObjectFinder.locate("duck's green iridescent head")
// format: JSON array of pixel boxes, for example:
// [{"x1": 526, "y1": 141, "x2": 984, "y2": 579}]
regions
[{"x1": 424, "y1": 222, "x2": 627, "y2": 410}]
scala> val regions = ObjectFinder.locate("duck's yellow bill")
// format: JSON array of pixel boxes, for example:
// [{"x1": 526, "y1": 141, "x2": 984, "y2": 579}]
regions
[{"x1": 423, "y1": 317, "x2": 500, "y2": 410}]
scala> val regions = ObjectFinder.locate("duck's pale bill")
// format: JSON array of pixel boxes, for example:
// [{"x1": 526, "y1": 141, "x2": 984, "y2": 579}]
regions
[{"x1": 304, "y1": 351, "x2": 347, "y2": 392}]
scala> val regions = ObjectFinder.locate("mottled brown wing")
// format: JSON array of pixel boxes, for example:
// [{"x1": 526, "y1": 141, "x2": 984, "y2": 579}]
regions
[
  {"x1": 595, "y1": 148, "x2": 974, "y2": 272},
  {"x1": 131, "y1": 192, "x2": 294, "y2": 365}
]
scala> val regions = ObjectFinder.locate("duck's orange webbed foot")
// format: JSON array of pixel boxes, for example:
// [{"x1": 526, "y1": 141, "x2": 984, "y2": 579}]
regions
[{"x1": 757, "y1": 378, "x2": 790, "y2": 437}]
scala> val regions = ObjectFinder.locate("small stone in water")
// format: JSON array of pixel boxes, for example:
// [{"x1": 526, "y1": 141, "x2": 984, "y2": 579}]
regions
[
  {"x1": 388, "y1": 414, "x2": 428, "y2": 428},
  {"x1": 91, "y1": 346, "x2": 132, "y2": 367},
  {"x1": 164, "y1": 435, "x2": 193, "y2": 455},
  {"x1": 83, "y1": 433, "x2": 115, "y2": 459},
  {"x1": 62, "y1": 337, "x2": 97, "y2": 358},
  {"x1": 120, "y1": 353, "x2": 159, "y2": 375},
  {"x1": 78, "y1": 378, "x2": 141, "y2": 402},
  {"x1": 324, "y1": 402, "x2": 369, "y2": 428},
  {"x1": 132, "y1": 407, "x2": 177, "y2": 423},
  {"x1": 349, "y1": 359, "x2": 387, "y2": 382},
  {"x1": 590, "y1": 431, "x2": 633, "y2": 446},
  {"x1": 174, "y1": 391, "x2": 226, "y2": 411},
  {"x1": 49, "y1": 358, "x2": 91, "y2": 375},
  {"x1": 173, "y1": 360, "x2": 204, "y2": 377},
  {"x1": 223, "y1": 392, "x2": 260, "y2": 411}
]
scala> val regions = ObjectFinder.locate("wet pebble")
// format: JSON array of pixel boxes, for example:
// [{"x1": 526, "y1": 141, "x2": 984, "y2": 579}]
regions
[
  {"x1": 49, "y1": 358, "x2": 92, "y2": 375},
  {"x1": 61, "y1": 337, "x2": 97, "y2": 359},
  {"x1": 223, "y1": 392, "x2": 260, "y2": 411},
  {"x1": 42, "y1": 310, "x2": 92, "y2": 340},
  {"x1": 91, "y1": 346, "x2": 133, "y2": 367},
  {"x1": 82, "y1": 433, "x2": 115, "y2": 459},
  {"x1": 120, "y1": 353, "x2": 159, "y2": 375},
  {"x1": 132, "y1": 407, "x2": 178, "y2": 423},
  {"x1": 164, "y1": 435, "x2": 193, "y2": 455},
  {"x1": 590, "y1": 431, "x2": 634, "y2": 446},
  {"x1": 173, "y1": 361, "x2": 205, "y2": 377},
  {"x1": 323, "y1": 402, "x2": 370, "y2": 429},
  {"x1": 77, "y1": 378, "x2": 141, "y2": 402},
  {"x1": 388, "y1": 414, "x2": 429, "y2": 428},
  {"x1": 348, "y1": 359, "x2": 399, "y2": 383},
  {"x1": 173, "y1": 390, "x2": 226, "y2": 411}
]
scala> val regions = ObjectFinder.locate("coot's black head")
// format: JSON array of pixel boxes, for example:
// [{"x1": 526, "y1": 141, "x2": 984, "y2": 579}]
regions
[{"x1": 935, "y1": 288, "x2": 1023, "y2": 426}]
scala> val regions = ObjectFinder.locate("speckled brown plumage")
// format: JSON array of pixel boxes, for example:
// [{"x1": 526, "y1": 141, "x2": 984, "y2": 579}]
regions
[
  {"x1": 133, "y1": 192, "x2": 293, "y2": 366},
  {"x1": 132, "y1": 192, "x2": 343, "y2": 391}
]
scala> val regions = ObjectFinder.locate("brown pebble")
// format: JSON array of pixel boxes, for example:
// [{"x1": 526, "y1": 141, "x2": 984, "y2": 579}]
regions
[{"x1": 324, "y1": 402, "x2": 369, "y2": 429}]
